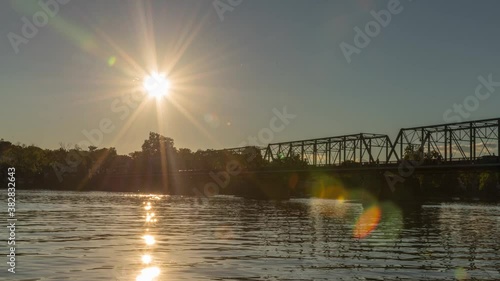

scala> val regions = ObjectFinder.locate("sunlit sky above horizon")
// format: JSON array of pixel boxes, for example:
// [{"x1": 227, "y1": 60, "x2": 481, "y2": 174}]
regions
[{"x1": 1, "y1": 0, "x2": 500, "y2": 155}]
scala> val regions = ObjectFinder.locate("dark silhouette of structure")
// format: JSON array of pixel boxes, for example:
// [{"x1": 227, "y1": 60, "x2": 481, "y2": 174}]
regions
[
  {"x1": 216, "y1": 118, "x2": 500, "y2": 168},
  {"x1": 1, "y1": 118, "x2": 499, "y2": 202}
]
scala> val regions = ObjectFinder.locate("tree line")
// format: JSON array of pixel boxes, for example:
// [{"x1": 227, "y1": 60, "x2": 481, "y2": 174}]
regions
[{"x1": 0, "y1": 132, "x2": 307, "y2": 192}]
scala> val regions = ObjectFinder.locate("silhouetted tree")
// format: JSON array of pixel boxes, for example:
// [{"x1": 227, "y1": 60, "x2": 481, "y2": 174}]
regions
[{"x1": 141, "y1": 132, "x2": 175, "y2": 157}]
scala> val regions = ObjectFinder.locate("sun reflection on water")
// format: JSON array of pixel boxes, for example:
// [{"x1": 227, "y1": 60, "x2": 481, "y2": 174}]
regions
[
  {"x1": 141, "y1": 254, "x2": 152, "y2": 264},
  {"x1": 143, "y1": 235, "x2": 156, "y2": 246},
  {"x1": 146, "y1": 212, "x2": 155, "y2": 222},
  {"x1": 137, "y1": 197, "x2": 162, "y2": 280},
  {"x1": 136, "y1": 266, "x2": 160, "y2": 281}
]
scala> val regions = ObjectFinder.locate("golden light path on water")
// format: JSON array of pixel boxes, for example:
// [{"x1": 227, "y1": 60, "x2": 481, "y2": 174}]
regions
[
  {"x1": 142, "y1": 254, "x2": 152, "y2": 264},
  {"x1": 136, "y1": 267, "x2": 161, "y2": 281},
  {"x1": 143, "y1": 235, "x2": 156, "y2": 245},
  {"x1": 146, "y1": 212, "x2": 156, "y2": 223},
  {"x1": 137, "y1": 196, "x2": 163, "y2": 281}
]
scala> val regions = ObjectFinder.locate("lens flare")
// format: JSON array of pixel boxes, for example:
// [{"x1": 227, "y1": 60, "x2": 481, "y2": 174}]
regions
[
  {"x1": 107, "y1": 56, "x2": 117, "y2": 66},
  {"x1": 455, "y1": 267, "x2": 468, "y2": 281},
  {"x1": 288, "y1": 173, "x2": 299, "y2": 190},
  {"x1": 377, "y1": 202, "x2": 403, "y2": 240},
  {"x1": 310, "y1": 174, "x2": 348, "y2": 200},
  {"x1": 204, "y1": 113, "x2": 220, "y2": 128},
  {"x1": 353, "y1": 205, "x2": 382, "y2": 239}
]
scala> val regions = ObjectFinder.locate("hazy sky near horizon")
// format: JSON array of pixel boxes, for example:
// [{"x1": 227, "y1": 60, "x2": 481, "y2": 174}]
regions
[{"x1": 1, "y1": 0, "x2": 500, "y2": 154}]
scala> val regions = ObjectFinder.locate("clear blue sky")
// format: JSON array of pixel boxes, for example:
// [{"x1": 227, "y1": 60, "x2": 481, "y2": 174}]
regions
[{"x1": 1, "y1": 0, "x2": 500, "y2": 154}]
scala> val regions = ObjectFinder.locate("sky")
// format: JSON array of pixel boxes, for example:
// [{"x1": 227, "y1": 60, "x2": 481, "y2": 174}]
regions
[{"x1": 1, "y1": 0, "x2": 500, "y2": 155}]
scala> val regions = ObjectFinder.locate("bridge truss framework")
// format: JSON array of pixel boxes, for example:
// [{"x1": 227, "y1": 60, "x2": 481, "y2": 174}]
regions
[
  {"x1": 388, "y1": 118, "x2": 500, "y2": 162},
  {"x1": 214, "y1": 118, "x2": 500, "y2": 167},
  {"x1": 262, "y1": 133, "x2": 393, "y2": 165}
]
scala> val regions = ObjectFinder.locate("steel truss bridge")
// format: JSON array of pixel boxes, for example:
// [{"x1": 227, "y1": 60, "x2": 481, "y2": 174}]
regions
[{"x1": 219, "y1": 118, "x2": 500, "y2": 168}]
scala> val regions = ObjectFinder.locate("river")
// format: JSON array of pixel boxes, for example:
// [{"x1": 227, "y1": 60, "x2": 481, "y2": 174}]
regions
[{"x1": 1, "y1": 190, "x2": 499, "y2": 280}]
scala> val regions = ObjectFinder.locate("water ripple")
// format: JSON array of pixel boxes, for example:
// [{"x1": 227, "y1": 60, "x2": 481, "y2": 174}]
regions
[{"x1": 0, "y1": 191, "x2": 499, "y2": 280}]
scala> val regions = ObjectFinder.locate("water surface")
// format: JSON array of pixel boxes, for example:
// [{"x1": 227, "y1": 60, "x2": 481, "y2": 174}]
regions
[{"x1": 1, "y1": 191, "x2": 500, "y2": 280}]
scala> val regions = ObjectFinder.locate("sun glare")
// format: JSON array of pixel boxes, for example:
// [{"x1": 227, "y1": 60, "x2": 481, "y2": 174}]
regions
[{"x1": 144, "y1": 72, "x2": 170, "y2": 98}]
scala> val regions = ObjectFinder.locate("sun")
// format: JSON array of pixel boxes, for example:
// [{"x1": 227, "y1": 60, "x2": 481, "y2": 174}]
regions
[{"x1": 143, "y1": 72, "x2": 171, "y2": 98}]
